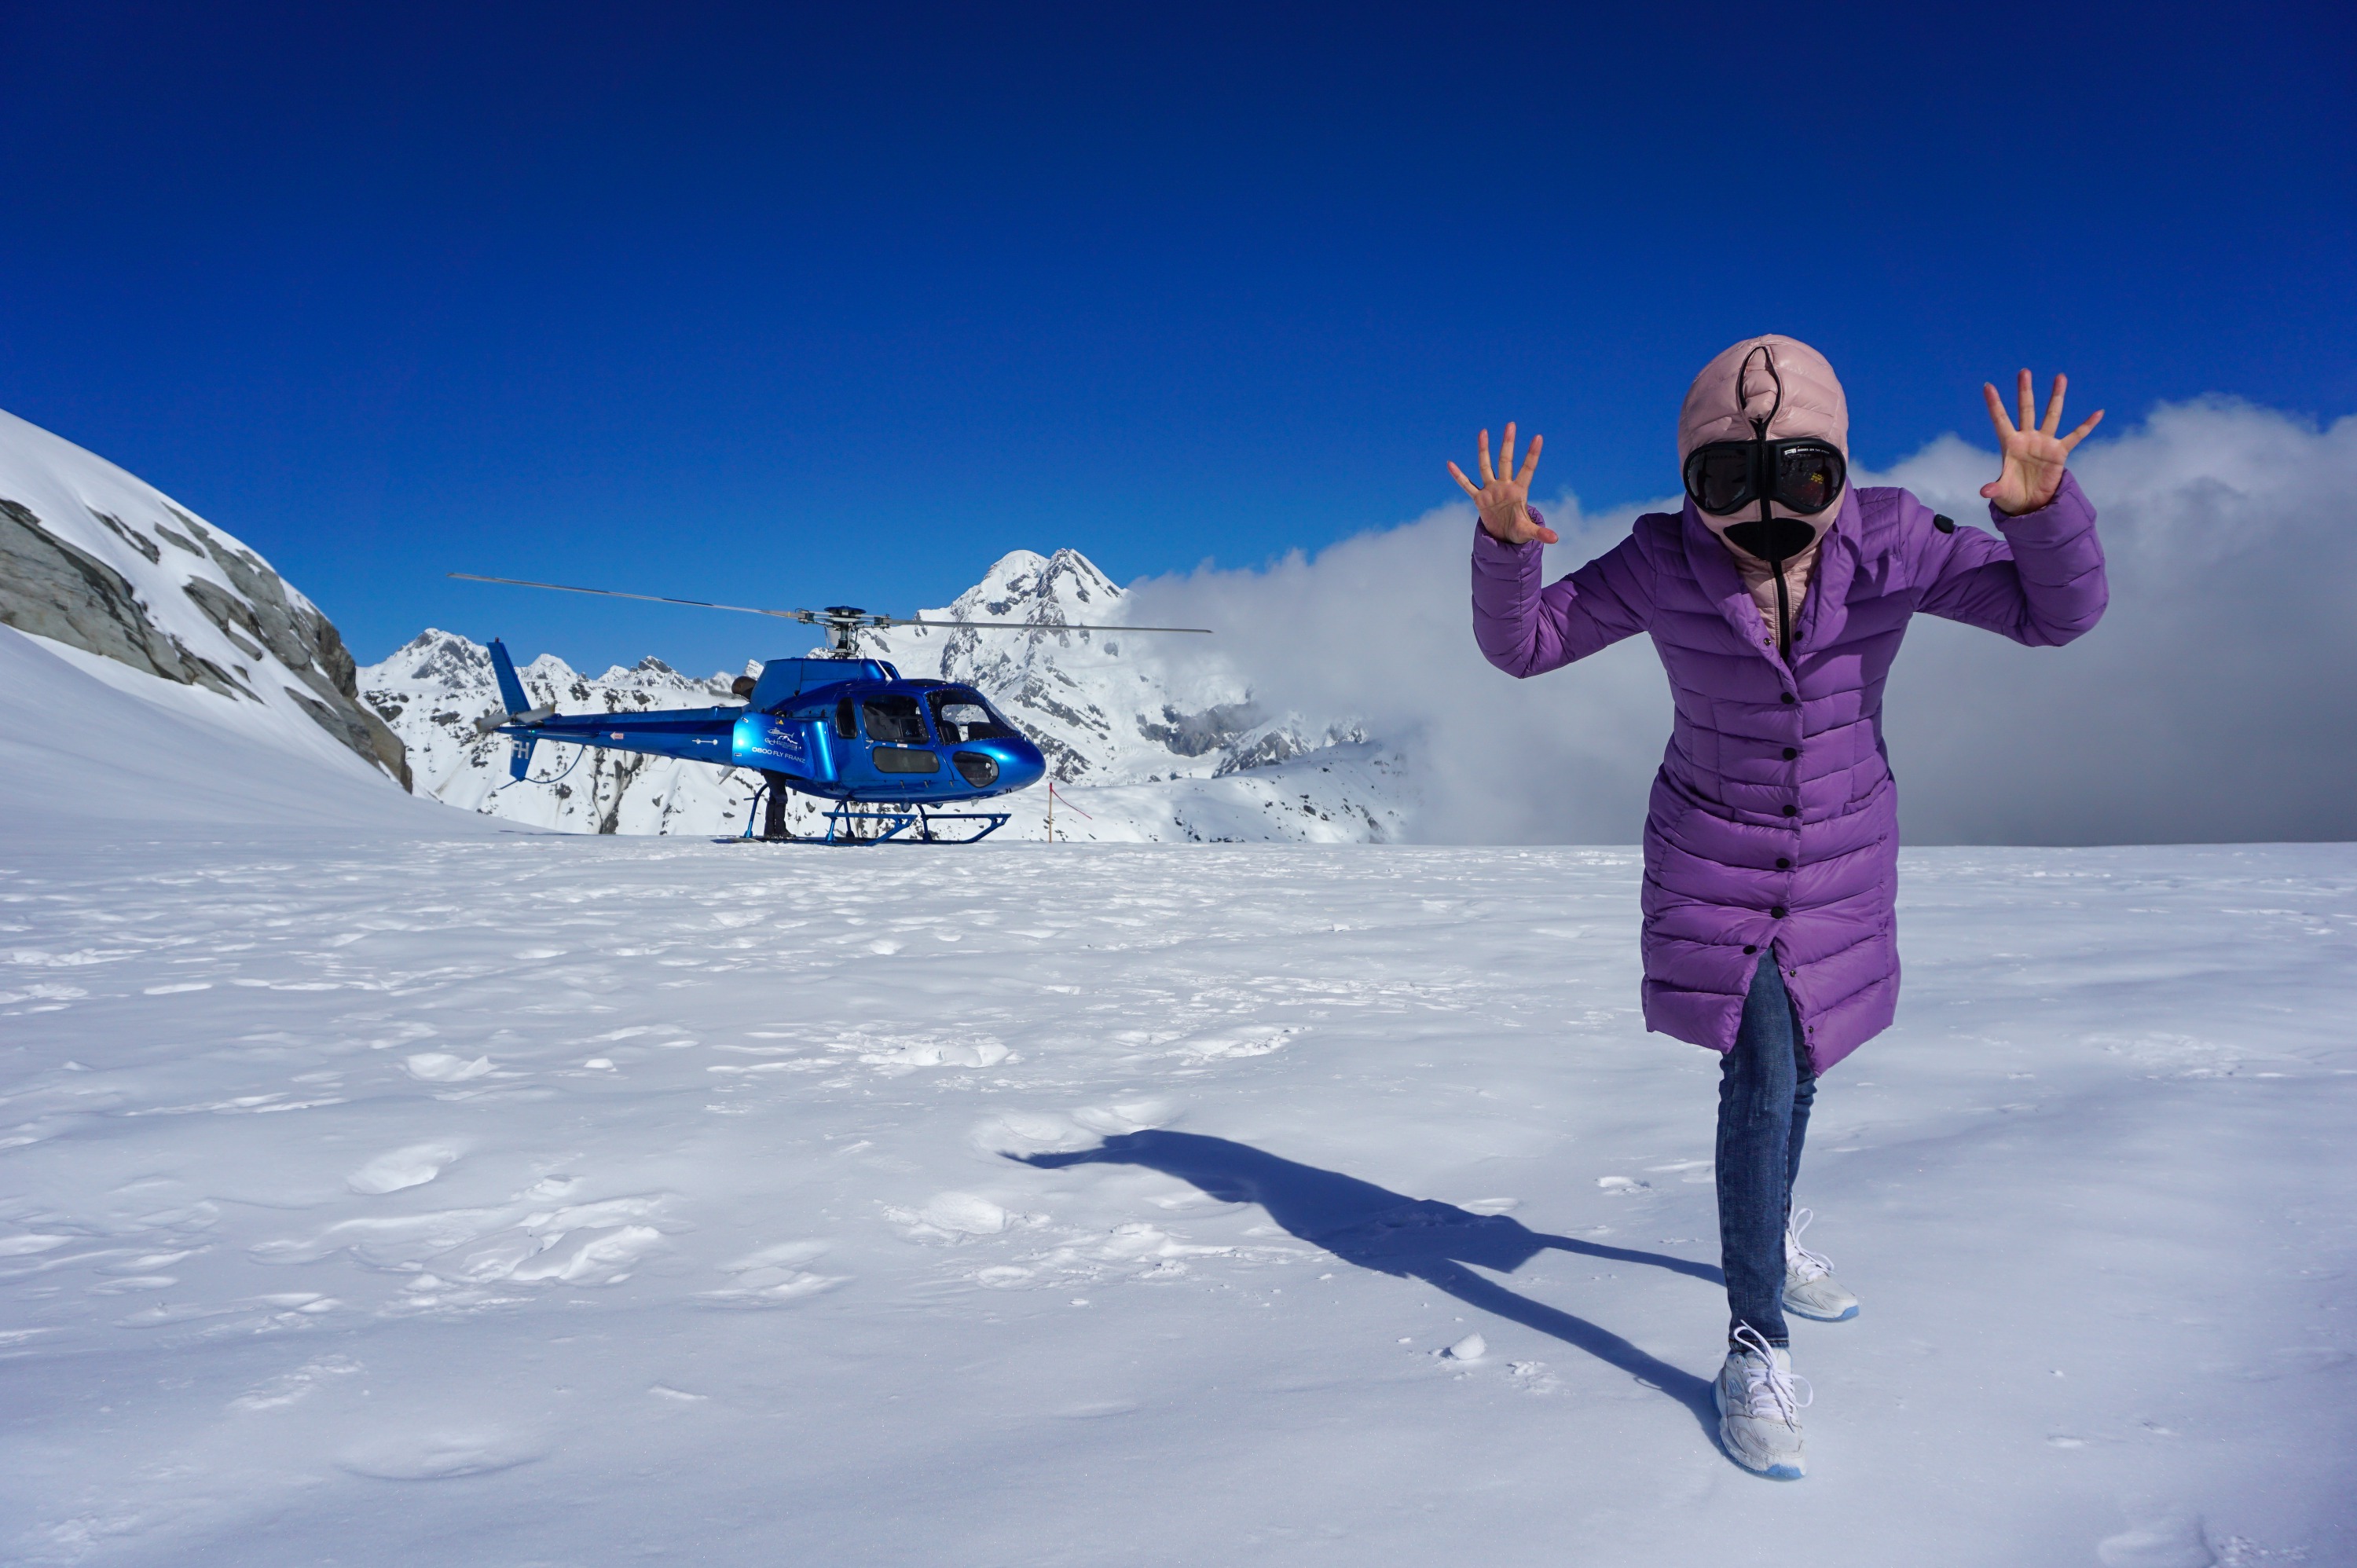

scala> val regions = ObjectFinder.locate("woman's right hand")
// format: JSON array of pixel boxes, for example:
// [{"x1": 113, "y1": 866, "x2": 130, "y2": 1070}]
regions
[{"x1": 1450, "y1": 423, "x2": 1558, "y2": 544}]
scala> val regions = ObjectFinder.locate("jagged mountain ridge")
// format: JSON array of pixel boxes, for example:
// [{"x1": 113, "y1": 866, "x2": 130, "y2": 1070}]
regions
[
  {"x1": 0, "y1": 407, "x2": 409, "y2": 788},
  {"x1": 361, "y1": 548, "x2": 1409, "y2": 841}
]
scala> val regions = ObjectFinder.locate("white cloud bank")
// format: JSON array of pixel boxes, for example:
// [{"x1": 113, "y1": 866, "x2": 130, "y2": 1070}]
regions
[{"x1": 1123, "y1": 398, "x2": 2357, "y2": 844}]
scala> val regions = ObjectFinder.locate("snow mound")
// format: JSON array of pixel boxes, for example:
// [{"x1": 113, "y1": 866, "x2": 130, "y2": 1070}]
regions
[{"x1": 0, "y1": 624, "x2": 470, "y2": 835}]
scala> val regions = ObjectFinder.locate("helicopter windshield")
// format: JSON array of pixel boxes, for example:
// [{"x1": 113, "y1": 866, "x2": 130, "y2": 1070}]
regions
[
  {"x1": 859, "y1": 694, "x2": 932, "y2": 745},
  {"x1": 927, "y1": 687, "x2": 1014, "y2": 742}
]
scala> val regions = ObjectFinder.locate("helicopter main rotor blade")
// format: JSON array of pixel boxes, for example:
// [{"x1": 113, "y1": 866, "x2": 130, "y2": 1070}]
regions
[
  {"x1": 449, "y1": 573, "x2": 817, "y2": 621},
  {"x1": 896, "y1": 617, "x2": 1211, "y2": 634},
  {"x1": 451, "y1": 574, "x2": 1210, "y2": 635}
]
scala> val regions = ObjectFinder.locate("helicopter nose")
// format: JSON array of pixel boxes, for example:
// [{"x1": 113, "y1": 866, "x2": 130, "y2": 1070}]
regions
[{"x1": 970, "y1": 737, "x2": 1044, "y2": 796}]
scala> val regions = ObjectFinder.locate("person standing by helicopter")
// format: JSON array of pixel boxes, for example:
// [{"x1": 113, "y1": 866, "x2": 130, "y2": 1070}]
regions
[{"x1": 1453, "y1": 336, "x2": 2106, "y2": 1479}]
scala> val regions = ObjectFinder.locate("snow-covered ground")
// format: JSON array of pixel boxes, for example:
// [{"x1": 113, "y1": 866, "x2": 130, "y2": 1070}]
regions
[
  {"x1": 3, "y1": 628, "x2": 2352, "y2": 1566},
  {"x1": 0, "y1": 687, "x2": 2348, "y2": 1562}
]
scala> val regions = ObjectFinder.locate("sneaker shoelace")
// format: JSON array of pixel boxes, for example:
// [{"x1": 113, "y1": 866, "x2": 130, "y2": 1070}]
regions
[
  {"x1": 1785, "y1": 1207, "x2": 1835, "y2": 1284},
  {"x1": 1729, "y1": 1324, "x2": 1813, "y2": 1427}
]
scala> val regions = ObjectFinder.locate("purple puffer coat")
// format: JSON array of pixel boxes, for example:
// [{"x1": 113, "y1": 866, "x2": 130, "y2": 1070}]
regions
[{"x1": 1472, "y1": 472, "x2": 2106, "y2": 1073}]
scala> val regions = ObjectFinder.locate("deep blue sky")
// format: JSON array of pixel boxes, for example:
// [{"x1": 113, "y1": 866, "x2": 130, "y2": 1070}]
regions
[{"x1": 3, "y1": 1, "x2": 2352, "y2": 675}]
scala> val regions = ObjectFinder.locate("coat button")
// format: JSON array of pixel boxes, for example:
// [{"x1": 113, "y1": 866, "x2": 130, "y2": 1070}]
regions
[
  {"x1": 1780, "y1": 692, "x2": 1796, "y2": 705},
  {"x1": 1770, "y1": 905, "x2": 1788, "y2": 919},
  {"x1": 1776, "y1": 857, "x2": 1791, "y2": 870},
  {"x1": 1743, "y1": 944, "x2": 1757, "y2": 955},
  {"x1": 1781, "y1": 804, "x2": 1798, "y2": 817},
  {"x1": 1782, "y1": 746, "x2": 1798, "y2": 760}
]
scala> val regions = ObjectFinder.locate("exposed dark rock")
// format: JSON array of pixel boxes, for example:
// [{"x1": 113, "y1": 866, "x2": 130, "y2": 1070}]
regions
[
  {"x1": 1139, "y1": 701, "x2": 1263, "y2": 757},
  {"x1": 90, "y1": 510, "x2": 161, "y2": 563},
  {"x1": 1215, "y1": 730, "x2": 1307, "y2": 775},
  {"x1": 0, "y1": 494, "x2": 409, "y2": 790},
  {"x1": 284, "y1": 687, "x2": 412, "y2": 792},
  {"x1": 169, "y1": 515, "x2": 407, "y2": 787},
  {"x1": 0, "y1": 497, "x2": 248, "y2": 698}
]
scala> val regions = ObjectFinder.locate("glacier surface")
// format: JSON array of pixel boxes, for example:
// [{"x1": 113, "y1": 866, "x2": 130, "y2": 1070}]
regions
[{"x1": 1, "y1": 623, "x2": 2351, "y2": 1566}]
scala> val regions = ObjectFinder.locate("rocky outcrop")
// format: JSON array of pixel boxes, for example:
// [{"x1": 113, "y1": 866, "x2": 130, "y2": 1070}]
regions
[
  {"x1": 167, "y1": 511, "x2": 407, "y2": 787},
  {"x1": 0, "y1": 498, "x2": 248, "y2": 698},
  {"x1": 0, "y1": 493, "x2": 409, "y2": 790}
]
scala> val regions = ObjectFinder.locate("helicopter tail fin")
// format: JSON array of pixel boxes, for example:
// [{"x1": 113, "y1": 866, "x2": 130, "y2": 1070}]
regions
[{"x1": 489, "y1": 638, "x2": 531, "y2": 716}]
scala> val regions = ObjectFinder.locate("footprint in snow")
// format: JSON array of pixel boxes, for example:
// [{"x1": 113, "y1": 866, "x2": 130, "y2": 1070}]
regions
[
  {"x1": 404, "y1": 1053, "x2": 493, "y2": 1083},
  {"x1": 2096, "y1": 1500, "x2": 2216, "y2": 1568},
  {"x1": 347, "y1": 1143, "x2": 460, "y2": 1195},
  {"x1": 886, "y1": 1192, "x2": 1039, "y2": 1242},
  {"x1": 336, "y1": 1429, "x2": 546, "y2": 1481},
  {"x1": 697, "y1": 1247, "x2": 850, "y2": 1308},
  {"x1": 230, "y1": 1355, "x2": 361, "y2": 1412},
  {"x1": 1175, "y1": 1028, "x2": 1299, "y2": 1061}
]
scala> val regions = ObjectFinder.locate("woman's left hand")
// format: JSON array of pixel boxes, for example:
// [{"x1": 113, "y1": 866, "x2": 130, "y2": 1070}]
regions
[{"x1": 1981, "y1": 369, "x2": 2103, "y2": 515}]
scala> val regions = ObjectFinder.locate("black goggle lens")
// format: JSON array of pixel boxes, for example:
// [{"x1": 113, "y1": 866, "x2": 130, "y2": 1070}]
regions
[
  {"x1": 1686, "y1": 447, "x2": 1754, "y2": 515},
  {"x1": 1682, "y1": 440, "x2": 1846, "y2": 517},
  {"x1": 1774, "y1": 445, "x2": 1842, "y2": 513}
]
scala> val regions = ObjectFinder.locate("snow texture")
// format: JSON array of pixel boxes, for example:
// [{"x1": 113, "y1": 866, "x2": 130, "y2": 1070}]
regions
[{"x1": 2, "y1": 627, "x2": 2351, "y2": 1566}]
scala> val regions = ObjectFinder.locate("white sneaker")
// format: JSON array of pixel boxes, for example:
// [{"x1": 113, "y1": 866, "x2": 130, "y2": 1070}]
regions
[
  {"x1": 1716, "y1": 1324, "x2": 1809, "y2": 1479},
  {"x1": 1782, "y1": 1208, "x2": 1859, "y2": 1322}
]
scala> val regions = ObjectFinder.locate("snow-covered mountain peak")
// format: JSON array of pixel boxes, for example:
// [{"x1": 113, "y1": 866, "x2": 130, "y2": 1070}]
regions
[
  {"x1": 374, "y1": 627, "x2": 497, "y2": 689},
  {"x1": 950, "y1": 547, "x2": 1120, "y2": 620}
]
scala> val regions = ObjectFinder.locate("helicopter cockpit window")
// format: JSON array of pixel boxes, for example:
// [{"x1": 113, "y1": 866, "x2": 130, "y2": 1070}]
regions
[
  {"x1": 859, "y1": 695, "x2": 931, "y2": 745},
  {"x1": 833, "y1": 698, "x2": 856, "y2": 739},
  {"x1": 927, "y1": 689, "x2": 1013, "y2": 743}
]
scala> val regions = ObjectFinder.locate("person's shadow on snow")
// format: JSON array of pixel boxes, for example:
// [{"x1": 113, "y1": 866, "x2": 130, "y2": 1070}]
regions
[{"x1": 1010, "y1": 1130, "x2": 1717, "y2": 1427}]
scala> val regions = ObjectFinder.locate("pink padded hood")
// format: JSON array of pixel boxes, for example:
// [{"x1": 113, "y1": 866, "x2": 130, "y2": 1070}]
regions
[
  {"x1": 1677, "y1": 335, "x2": 1850, "y2": 625},
  {"x1": 1677, "y1": 334, "x2": 1849, "y2": 470}
]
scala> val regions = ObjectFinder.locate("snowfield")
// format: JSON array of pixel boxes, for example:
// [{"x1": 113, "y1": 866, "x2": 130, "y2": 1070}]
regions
[{"x1": 2, "y1": 631, "x2": 2353, "y2": 1566}]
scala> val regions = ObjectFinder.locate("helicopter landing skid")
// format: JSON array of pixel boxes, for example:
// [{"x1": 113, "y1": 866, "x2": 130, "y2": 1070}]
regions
[
  {"x1": 821, "y1": 804, "x2": 1010, "y2": 845},
  {"x1": 724, "y1": 784, "x2": 1010, "y2": 845}
]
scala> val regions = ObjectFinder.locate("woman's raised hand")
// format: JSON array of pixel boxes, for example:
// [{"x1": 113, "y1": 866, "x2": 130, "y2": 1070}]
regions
[
  {"x1": 1450, "y1": 423, "x2": 1558, "y2": 544},
  {"x1": 1981, "y1": 370, "x2": 2103, "y2": 516}
]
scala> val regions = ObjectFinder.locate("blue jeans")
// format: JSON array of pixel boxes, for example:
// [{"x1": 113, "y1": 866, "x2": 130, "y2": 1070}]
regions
[{"x1": 1716, "y1": 954, "x2": 1816, "y2": 1347}]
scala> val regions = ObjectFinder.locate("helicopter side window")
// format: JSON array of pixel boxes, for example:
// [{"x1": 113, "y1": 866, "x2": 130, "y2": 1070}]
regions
[
  {"x1": 927, "y1": 690, "x2": 1011, "y2": 743},
  {"x1": 833, "y1": 698, "x2": 856, "y2": 739},
  {"x1": 859, "y1": 694, "x2": 931, "y2": 745}
]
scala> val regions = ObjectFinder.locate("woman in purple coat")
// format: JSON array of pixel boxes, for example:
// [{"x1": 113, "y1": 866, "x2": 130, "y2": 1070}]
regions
[{"x1": 1454, "y1": 335, "x2": 2106, "y2": 1478}]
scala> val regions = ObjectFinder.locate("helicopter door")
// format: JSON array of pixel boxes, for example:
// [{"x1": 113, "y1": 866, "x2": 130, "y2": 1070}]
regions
[
  {"x1": 853, "y1": 694, "x2": 942, "y2": 789},
  {"x1": 859, "y1": 695, "x2": 931, "y2": 745}
]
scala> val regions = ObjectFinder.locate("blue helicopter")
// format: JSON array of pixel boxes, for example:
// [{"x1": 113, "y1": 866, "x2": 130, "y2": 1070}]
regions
[{"x1": 452, "y1": 573, "x2": 1208, "y2": 844}]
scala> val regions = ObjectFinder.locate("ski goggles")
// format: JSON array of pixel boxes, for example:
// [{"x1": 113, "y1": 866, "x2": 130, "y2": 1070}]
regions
[{"x1": 1681, "y1": 438, "x2": 1846, "y2": 518}]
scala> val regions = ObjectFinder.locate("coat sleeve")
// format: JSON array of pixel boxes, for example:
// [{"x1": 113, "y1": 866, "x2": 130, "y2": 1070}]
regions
[
  {"x1": 1470, "y1": 509, "x2": 1656, "y2": 677},
  {"x1": 1915, "y1": 471, "x2": 2107, "y2": 647}
]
